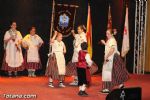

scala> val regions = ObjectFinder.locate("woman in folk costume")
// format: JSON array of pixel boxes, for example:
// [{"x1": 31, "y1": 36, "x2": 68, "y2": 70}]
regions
[
  {"x1": 2, "y1": 21, "x2": 24, "y2": 77},
  {"x1": 45, "y1": 31, "x2": 66, "y2": 88},
  {"x1": 100, "y1": 29, "x2": 129, "y2": 93},
  {"x1": 66, "y1": 25, "x2": 98, "y2": 86},
  {"x1": 77, "y1": 42, "x2": 93, "y2": 96},
  {"x1": 22, "y1": 27, "x2": 43, "y2": 77}
]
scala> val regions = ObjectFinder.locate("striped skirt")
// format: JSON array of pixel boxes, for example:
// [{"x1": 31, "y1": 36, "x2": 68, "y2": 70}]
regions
[
  {"x1": 66, "y1": 61, "x2": 98, "y2": 76},
  {"x1": 45, "y1": 54, "x2": 65, "y2": 81},
  {"x1": 1, "y1": 53, "x2": 24, "y2": 71},
  {"x1": 26, "y1": 62, "x2": 41, "y2": 70},
  {"x1": 24, "y1": 52, "x2": 42, "y2": 70},
  {"x1": 102, "y1": 53, "x2": 129, "y2": 90}
]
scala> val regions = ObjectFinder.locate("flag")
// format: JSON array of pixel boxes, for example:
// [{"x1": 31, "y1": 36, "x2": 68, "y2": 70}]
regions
[
  {"x1": 121, "y1": 7, "x2": 130, "y2": 57},
  {"x1": 54, "y1": 4, "x2": 77, "y2": 37},
  {"x1": 86, "y1": 5, "x2": 92, "y2": 58},
  {"x1": 107, "y1": 5, "x2": 112, "y2": 29}
]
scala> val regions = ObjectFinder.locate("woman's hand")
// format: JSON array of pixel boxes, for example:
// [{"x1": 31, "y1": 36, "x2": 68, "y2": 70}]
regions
[
  {"x1": 101, "y1": 40, "x2": 106, "y2": 45},
  {"x1": 71, "y1": 30, "x2": 74, "y2": 33},
  {"x1": 54, "y1": 31, "x2": 58, "y2": 36},
  {"x1": 71, "y1": 30, "x2": 75, "y2": 37}
]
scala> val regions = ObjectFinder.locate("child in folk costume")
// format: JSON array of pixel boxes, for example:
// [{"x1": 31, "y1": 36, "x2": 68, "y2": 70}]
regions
[
  {"x1": 66, "y1": 25, "x2": 98, "y2": 86},
  {"x1": 2, "y1": 21, "x2": 24, "y2": 77},
  {"x1": 45, "y1": 31, "x2": 66, "y2": 88},
  {"x1": 77, "y1": 42, "x2": 93, "y2": 96},
  {"x1": 100, "y1": 29, "x2": 129, "y2": 94},
  {"x1": 22, "y1": 27, "x2": 43, "y2": 77}
]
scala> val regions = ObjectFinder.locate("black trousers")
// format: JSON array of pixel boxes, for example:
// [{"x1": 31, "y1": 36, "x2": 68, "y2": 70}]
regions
[{"x1": 77, "y1": 67, "x2": 87, "y2": 86}]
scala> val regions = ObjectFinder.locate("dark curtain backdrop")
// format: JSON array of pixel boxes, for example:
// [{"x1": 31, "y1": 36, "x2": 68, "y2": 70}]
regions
[
  {"x1": 0, "y1": 0, "x2": 134, "y2": 76},
  {"x1": 127, "y1": 0, "x2": 136, "y2": 73},
  {"x1": 90, "y1": 0, "x2": 128, "y2": 72}
]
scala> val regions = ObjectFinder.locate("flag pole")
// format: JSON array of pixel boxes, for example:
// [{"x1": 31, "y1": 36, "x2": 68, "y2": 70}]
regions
[
  {"x1": 50, "y1": 0, "x2": 55, "y2": 40},
  {"x1": 46, "y1": 0, "x2": 55, "y2": 67},
  {"x1": 72, "y1": 7, "x2": 77, "y2": 30}
]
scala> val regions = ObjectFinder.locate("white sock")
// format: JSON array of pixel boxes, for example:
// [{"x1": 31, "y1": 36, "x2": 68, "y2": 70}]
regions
[
  {"x1": 81, "y1": 84, "x2": 86, "y2": 91},
  {"x1": 74, "y1": 76, "x2": 78, "y2": 81},
  {"x1": 119, "y1": 84, "x2": 124, "y2": 88},
  {"x1": 79, "y1": 86, "x2": 82, "y2": 91}
]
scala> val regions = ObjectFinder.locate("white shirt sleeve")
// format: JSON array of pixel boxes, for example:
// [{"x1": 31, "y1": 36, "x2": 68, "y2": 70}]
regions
[
  {"x1": 85, "y1": 54, "x2": 93, "y2": 66},
  {"x1": 37, "y1": 35, "x2": 44, "y2": 44},
  {"x1": 4, "y1": 31, "x2": 11, "y2": 41}
]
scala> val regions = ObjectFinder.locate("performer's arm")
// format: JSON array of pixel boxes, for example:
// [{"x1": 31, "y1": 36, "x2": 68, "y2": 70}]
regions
[
  {"x1": 4, "y1": 37, "x2": 13, "y2": 43},
  {"x1": 105, "y1": 47, "x2": 115, "y2": 60},
  {"x1": 50, "y1": 31, "x2": 57, "y2": 44},
  {"x1": 63, "y1": 43, "x2": 66, "y2": 54},
  {"x1": 71, "y1": 30, "x2": 76, "y2": 37},
  {"x1": 100, "y1": 40, "x2": 106, "y2": 45},
  {"x1": 22, "y1": 35, "x2": 29, "y2": 49},
  {"x1": 85, "y1": 54, "x2": 93, "y2": 67},
  {"x1": 4, "y1": 32, "x2": 13, "y2": 43},
  {"x1": 37, "y1": 36, "x2": 44, "y2": 48}
]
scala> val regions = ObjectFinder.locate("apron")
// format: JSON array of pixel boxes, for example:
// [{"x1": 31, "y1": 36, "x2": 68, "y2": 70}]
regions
[
  {"x1": 55, "y1": 52, "x2": 66, "y2": 75},
  {"x1": 52, "y1": 40, "x2": 66, "y2": 75},
  {"x1": 4, "y1": 30, "x2": 23, "y2": 68},
  {"x1": 102, "y1": 37, "x2": 118, "y2": 81}
]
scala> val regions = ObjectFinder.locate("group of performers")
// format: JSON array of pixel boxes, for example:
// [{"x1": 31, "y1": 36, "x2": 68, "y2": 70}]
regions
[
  {"x1": 1, "y1": 21, "x2": 129, "y2": 97},
  {"x1": 2, "y1": 22, "x2": 43, "y2": 77}
]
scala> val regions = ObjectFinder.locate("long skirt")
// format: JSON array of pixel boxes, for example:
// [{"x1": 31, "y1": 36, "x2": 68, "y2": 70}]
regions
[
  {"x1": 45, "y1": 54, "x2": 65, "y2": 81},
  {"x1": 1, "y1": 52, "x2": 24, "y2": 72},
  {"x1": 66, "y1": 61, "x2": 98, "y2": 76},
  {"x1": 102, "y1": 53, "x2": 129, "y2": 90}
]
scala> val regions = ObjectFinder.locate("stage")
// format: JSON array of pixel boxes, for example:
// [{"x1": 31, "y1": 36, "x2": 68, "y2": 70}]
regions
[{"x1": 0, "y1": 75, "x2": 150, "y2": 100}]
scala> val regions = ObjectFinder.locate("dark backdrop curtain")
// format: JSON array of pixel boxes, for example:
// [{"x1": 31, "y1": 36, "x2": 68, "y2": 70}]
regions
[{"x1": 0, "y1": 0, "x2": 133, "y2": 76}]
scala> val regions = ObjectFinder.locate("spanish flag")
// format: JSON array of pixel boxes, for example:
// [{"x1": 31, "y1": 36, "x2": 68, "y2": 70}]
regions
[{"x1": 86, "y1": 5, "x2": 92, "y2": 58}]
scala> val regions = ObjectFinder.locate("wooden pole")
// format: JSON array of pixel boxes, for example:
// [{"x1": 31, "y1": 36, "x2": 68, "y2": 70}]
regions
[{"x1": 46, "y1": 0, "x2": 55, "y2": 67}]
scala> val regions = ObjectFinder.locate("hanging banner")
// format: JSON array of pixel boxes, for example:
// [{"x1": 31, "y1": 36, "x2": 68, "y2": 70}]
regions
[{"x1": 54, "y1": 4, "x2": 77, "y2": 37}]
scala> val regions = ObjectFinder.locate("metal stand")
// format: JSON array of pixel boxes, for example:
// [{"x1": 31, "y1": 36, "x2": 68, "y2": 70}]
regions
[{"x1": 133, "y1": 0, "x2": 147, "y2": 74}]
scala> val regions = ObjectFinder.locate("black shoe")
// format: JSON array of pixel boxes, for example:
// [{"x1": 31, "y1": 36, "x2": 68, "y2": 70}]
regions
[
  {"x1": 14, "y1": 73, "x2": 18, "y2": 77},
  {"x1": 78, "y1": 91, "x2": 88, "y2": 96},
  {"x1": 82, "y1": 91, "x2": 88, "y2": 96},
  {"x1": 8, "y1": 74, "x2": 12, "y2": 78},
  {"x1": 78, "y1": 91, "x2": 83, "y2": 96}
]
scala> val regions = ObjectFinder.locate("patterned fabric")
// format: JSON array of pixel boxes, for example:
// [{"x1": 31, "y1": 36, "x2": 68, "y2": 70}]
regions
[
  {"x1": 66, "y1": 61, "x2": 77, "y2": 76},
  {"x1": 26, "y1": 63, "x2": 41, "y2": 70},
  {"x1": 66, "y1": 61, "x2": 98, "y2": 76},
  {"x1": 24, "y1": 52, "x2": 41, "y2": 70},
  {"x1": 102, "y1": 53, "x2": 129, "y2": 90},
  {"x1": 1, "y1": 52, "x2": 24, "y2": 71},
  {"x1": 52, "y1": 40, "x2": 66, "y2": 75},
  {"x1": 45, "y1": 54, "x2": 65, "y2": 81},
  {"x1": 111, "y1": 53, "x2": 129, "y2": 86}
]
